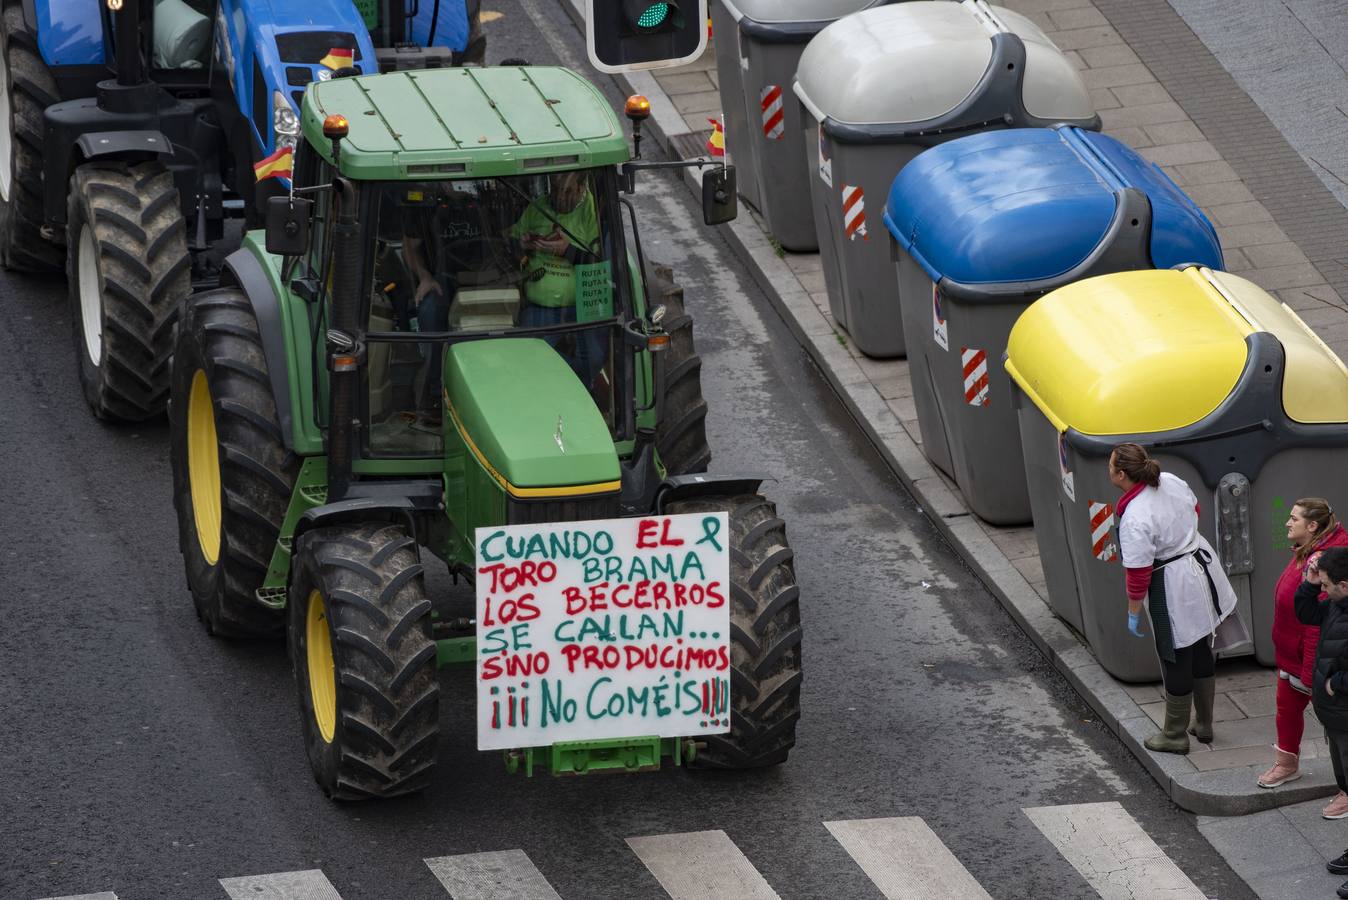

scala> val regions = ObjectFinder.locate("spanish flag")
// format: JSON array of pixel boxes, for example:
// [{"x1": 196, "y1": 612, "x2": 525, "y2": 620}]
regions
[
  {"x1": 705, "y1": 117, "x2": 725, "y2": 158},
  {"x1": 319, "y1": 47, "x2": 354, "y2": 70},
  {"x1": 253, "y1": 146, "x2": 294, "y2": 182}
]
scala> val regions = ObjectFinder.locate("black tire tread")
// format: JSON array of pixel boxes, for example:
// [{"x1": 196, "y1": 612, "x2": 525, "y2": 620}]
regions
[
  {"x1": 68, "y1": 161, "x2": 190, "y2": 420},
  {"x1": 291, "y1": 523, "x2": 440, "y2": 801},
  {"x1": 645, "y1": 261, "x2": 711, "y2": 475},
  {"x1": 170, "y1": 288, "x2": 298, "y2": 638},
  {"x1": 668, "y1": 493, "x2": 801, "y2": 769},
  {"x1": 0, "y1": 3, "x2": 61, "y2": 271}
]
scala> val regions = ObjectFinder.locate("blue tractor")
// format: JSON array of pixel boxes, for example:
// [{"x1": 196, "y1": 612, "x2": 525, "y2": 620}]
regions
[{"x1": 0, "y1": 0, "x2": 482, "y2": 420}]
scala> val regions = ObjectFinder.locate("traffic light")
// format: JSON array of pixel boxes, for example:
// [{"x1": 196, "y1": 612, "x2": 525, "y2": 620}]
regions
[{"x1": 586, "y1": 0, "x2": 708, "y2": 74}]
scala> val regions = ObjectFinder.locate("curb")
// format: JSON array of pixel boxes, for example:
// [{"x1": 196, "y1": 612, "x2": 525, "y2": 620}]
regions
[{"x1": 556, "y1": 0, "x2": 1338, "y2": 817}]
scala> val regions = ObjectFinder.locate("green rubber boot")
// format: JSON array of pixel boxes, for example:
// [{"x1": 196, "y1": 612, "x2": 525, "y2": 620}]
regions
[
  {"x1": 1145, "y1": 692, "x2": 1192, "y2": 754},
  {"x1": 1187, "y1": 677, "x2": 1216, "y2": 744}
]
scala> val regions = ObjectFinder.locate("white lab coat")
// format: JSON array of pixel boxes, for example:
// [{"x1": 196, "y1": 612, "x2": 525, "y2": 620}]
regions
[{"x1": 1118, "y1": 472, "x2": 1238, "y2": 650}]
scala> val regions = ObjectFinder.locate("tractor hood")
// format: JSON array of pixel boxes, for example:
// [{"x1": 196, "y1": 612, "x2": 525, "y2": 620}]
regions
[{"x1": 443, "y1": 339, "x2": 620, "y2": 494}]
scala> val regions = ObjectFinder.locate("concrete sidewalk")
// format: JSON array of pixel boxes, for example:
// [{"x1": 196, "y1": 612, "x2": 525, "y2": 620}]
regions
[{"x1": 557, "y1": 0, "x2": 1348, "y2": 818}]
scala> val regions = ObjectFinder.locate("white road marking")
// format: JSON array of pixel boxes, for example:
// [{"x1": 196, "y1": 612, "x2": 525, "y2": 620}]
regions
[
  {"x1": 1024, "y1": 801, "x2": 1207, "y2": 899},
  {"x1": 425, "y1": 849, "x2": 562, "y2": 900},
  {"x1": 219, "y1": 869, "x2": 344, "y2": 899},
  {"x1": 824, "y1": 817, "x2": 992, "y2": 900},
  {"x1": 627, "y1": 830, "x2": 780, "y2": 900},
  {"x1": 37, "y1": 894, "x2": 119, "y2": 900}
]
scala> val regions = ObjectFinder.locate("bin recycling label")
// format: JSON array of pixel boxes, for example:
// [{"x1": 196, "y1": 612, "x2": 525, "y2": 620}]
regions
[
  {"x1": 818, "y1": 124, "x2": 833, "y2": 187},
  {"x1": 932, "y1": 285, "x2": 948, "y2": 351},
  {"x1": 475, "y1": 513, "x2": 731, "y2": 751}
]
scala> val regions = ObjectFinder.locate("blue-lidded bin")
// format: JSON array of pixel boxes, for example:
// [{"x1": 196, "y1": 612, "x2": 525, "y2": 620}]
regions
[{"x1": 883, "y1": 125, "x2": 1223, "y2": 525}]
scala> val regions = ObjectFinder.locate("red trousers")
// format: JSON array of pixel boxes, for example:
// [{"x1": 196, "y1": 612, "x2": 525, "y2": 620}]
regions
[{"x1": 1276, "y1": 675, "x2": 1314, "y2": 754}]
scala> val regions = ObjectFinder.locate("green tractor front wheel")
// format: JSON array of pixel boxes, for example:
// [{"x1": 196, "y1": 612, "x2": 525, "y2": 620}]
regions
[
  {"x1": 667, "y1": 493, "x2": 802, "y2": 768},
  {"x1": 169, "y1": 289, "x2": 297, "y2": 637},
  {"x1": 289, "y1": 523, "x2": 441, "y2": 800}
]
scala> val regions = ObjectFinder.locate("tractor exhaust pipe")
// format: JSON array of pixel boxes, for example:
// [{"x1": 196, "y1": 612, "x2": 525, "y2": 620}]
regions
[
  {"x1": 326, "y1": 177, "x2": 363, "y2": 502},
  {"x1": 112, "y1": 0, "x2": 146, "y2": 87}
]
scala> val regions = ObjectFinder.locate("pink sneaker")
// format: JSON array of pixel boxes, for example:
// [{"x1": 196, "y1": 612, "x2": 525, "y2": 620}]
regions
[
  {"x1": 1324, "y1": 792, "x2": 1348, "y2": 820},
  {"x1": 1258, "y1": 747, "x2": 1301, "y2": 788}
]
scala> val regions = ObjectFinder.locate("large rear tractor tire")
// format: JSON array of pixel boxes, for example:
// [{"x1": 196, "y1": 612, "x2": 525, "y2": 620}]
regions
[
  {"x1": 0, "y1": 3, "x2": 60, "y2": 271},
  {"x1": 668, "y1": 493, "x2": 801, "y2": 768},
  {"x1": 646, "y1": 261, "x2": 711, "y2": 475},
  {"x1": 67, "y1": 161, "x2": 190, "y2": 420},
  {"x1": 289, "y1": 523, "x2": 440, "y2": 800},
  {"x1": 169, "y1": 289, "x2": 297, "y2": 638}
]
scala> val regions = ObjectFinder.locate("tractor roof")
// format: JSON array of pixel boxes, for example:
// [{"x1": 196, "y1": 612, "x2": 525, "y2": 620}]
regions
[{"x1": 301, "y1": 66, "x2": 630, "y2": 179}]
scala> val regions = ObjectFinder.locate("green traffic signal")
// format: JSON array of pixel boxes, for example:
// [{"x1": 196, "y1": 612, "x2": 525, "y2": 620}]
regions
[
  {"x1": 636, "y1": 2, "x2": 670, "y2": 29},
  {"x1": 589, "y1": 0, "x2": 706, "y2": 73}
]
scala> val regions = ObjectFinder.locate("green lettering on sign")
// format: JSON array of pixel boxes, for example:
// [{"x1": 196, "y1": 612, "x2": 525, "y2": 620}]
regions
[{"x1": 574, "y1": 262, "x2": 614, "y2": 323}]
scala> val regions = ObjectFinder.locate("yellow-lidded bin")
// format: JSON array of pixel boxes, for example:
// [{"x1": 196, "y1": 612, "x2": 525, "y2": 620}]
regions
[{"x1": 1005, "y1": 266, "x2": 1348, "y2": 682}]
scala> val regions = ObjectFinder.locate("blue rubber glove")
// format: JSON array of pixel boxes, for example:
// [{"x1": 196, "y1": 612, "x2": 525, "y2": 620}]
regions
[{"x1": 1127, "y1": 610, "x2": 1145, "y2": 638}]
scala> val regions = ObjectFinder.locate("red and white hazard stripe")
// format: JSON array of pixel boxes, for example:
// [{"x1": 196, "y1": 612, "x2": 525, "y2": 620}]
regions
[
  {"x1": 842, "y1": 185, "x2": 868, "y2": 241},
  {"x1": 1089, "y1": 501, "x2": 1118, "y2": 562},
  {"x1": 961, "y1": 348, "x2": 989, "y2": 406},
  {"x1": 760, "y1": 85, "x2": 784, "y2": 140}
]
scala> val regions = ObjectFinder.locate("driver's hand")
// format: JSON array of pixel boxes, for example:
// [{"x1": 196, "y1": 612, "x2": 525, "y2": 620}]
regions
[
  {"x1": 414, "y1": 277, "x2": 440, "y2": 304},
  {"x1": 537, "y1": 230, "x2": 568, "y2": 256}
]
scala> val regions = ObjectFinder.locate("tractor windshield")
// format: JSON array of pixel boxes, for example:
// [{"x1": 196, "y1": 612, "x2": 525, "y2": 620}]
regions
[{"x1": 361, "y1": 168, "x2": 628, "y2": 458}]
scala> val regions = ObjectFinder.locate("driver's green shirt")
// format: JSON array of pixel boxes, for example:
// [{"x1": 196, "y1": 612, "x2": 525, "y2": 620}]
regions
[{"x1": 509, "y1": 191, "x2": 600, "y2": 308}]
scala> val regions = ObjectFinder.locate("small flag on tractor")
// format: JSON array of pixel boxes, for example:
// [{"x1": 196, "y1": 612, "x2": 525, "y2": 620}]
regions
[
  {"x1": 706, "y1": 117, "x2": 725, "y2": 158},
  {"x1": 319, "y1": 47, "x2": 354, "y2": 70},
  {"x1": 253, "y1": 146, "x2": 294, "y2": 182}
]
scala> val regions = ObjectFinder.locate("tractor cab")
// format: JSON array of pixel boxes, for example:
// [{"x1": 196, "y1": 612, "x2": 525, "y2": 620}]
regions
[{"x1": 352, "y1": 167, "x2": 635, "y2": 457}]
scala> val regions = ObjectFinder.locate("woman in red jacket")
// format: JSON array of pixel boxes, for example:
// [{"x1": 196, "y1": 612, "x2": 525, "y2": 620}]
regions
[{"x1": 1260, "y1": 497, "x2": 1348, "y2": 789}]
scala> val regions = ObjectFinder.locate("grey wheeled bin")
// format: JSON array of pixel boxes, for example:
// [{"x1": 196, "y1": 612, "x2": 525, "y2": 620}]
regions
[
  {"x1": 712, "y1": 0, "x2": 896, "y2": 251},
  {"x1": 1005, "y1": 267, "x2": 1348, "y2": 682},
  {"x1": 883, "y1": 126, "x2": 1222, "y2": 525},
  {"x1": 795, "y1": 0, "x2": 1097, "y2": 358}
]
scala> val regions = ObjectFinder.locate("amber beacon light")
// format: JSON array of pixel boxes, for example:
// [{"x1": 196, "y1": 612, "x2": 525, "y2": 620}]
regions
[{"x1": 322, "y1": 114, "x2": 350, "y2": 139}]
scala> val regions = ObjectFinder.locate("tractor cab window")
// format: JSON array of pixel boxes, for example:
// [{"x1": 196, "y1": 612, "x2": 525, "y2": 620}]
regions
[{"x1": 362, "y1": 169, "x2": 626, "y2": 458}]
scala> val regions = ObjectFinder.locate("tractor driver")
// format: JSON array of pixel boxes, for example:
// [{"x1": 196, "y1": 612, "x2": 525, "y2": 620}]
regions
[
  {"x1": 508, "y1": 170, "x2": 608, "y2": 389},
  {"x1": 399, "y1": 183, "x2": 487, "y2": 412}
]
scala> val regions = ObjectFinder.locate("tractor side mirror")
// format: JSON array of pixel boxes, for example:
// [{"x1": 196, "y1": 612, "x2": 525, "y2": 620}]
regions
[
  {"x1": 265, "y1": 195, "x2": 313, "y2": 256},
  {"x1": 701, "y1": 165, "x2": 737, "y2": 226}
]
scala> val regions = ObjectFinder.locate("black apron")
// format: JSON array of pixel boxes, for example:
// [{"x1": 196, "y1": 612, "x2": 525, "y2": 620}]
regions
[{"x1": 1148, "y1": 547, "x2": 1222, "y2": 662}]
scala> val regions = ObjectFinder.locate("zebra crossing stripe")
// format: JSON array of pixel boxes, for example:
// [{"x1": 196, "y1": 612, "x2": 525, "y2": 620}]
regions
[
  {"x1": 627, "y1": 830, "x2": 780, "y2": 900},
  {"x1": 961, "y1": 348, "x2": 989, "y2": 406},
  {"x1": 1088, "y1": 501, "x2": 1118, "y2": 562},
  {"x1": 37, "y1": 894, "x2": 118, "y2": 900},
  {"x1": 219, "y1": 870, "x2": 344, "y2": 900},
  {"x1": 425, "y1": 850, "x2": 562, "y2": 900},
  {"x1": 825, "y1": 818, "x2": 992, "y2": 900},
  {"x1": 760, "y1": 85, "x2": 785, "y2": 140},
  {"x1": 1024, "y1": 802, "x2": 1206, "y2": 900}
]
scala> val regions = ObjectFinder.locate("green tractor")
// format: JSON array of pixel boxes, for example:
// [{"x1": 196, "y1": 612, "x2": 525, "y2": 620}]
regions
[{"x1": 168, "y1": 64, "x2": 802, "y2": 799}]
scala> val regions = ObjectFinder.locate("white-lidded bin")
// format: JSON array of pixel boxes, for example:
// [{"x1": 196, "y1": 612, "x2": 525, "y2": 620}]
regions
[
  {"x1": 794, "y1": 0, "x2": 1098, "y2": 358},
  {"x1": 711, "y1": 0, "x2": 898, "y2": 251}
]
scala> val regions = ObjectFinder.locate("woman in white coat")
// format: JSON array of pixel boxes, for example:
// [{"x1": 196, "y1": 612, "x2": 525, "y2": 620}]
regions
[{"x1": 1110, "y1": 443, "x2": 1239, "y2": 754}]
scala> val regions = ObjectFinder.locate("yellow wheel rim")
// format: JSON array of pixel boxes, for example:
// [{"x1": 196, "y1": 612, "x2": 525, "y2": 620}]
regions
[
  {"x1": 186, "y1": 370, "x2": 222, "y2": 565},
  {"x1": 306, "y1": 590, "x2": 337, "y2": 743}
]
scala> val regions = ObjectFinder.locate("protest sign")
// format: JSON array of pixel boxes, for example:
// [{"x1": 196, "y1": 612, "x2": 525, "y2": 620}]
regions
[{"x1": 475, "y1": 512, "x2": 731, "y2": 751}]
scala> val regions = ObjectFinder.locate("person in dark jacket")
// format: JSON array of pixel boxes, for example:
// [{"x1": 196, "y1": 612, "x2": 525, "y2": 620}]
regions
[{"x1": 1294, "y1": 547, "x2": 1348, "y2": 827}]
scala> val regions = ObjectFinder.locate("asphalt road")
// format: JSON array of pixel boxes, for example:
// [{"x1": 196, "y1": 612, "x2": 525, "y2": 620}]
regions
[{"x1": 0, "y1": 2, "x2": 1255, "y2": 898}]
